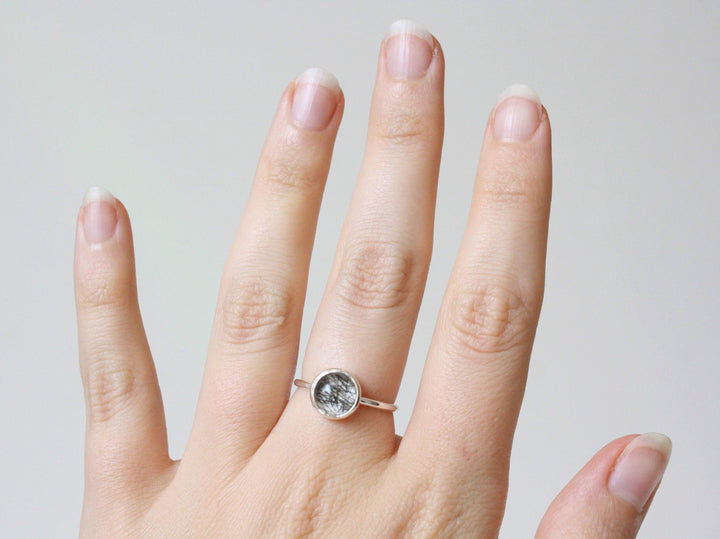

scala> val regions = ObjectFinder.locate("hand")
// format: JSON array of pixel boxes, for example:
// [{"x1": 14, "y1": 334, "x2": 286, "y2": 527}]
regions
[{"x1": 74, "y1": 19, "x2": 670, "y2": 537}]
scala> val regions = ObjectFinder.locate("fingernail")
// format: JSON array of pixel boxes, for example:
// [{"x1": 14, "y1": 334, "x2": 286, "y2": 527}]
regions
[
  {"x1": 608, "y1": 432, "x2": 672, "y2": 511},
  {"x1": 82, "y1": 187, "x2": 118, "y2": 244},
  {"x1": 384, "y1": 19, "x2": 434, "y2": 80},
  {"x1": 291, "y1": 67, "x2": 341, "y2": 131},
  {"x1": 493, "y1": 83, "x2": 543, "y2": 142}
]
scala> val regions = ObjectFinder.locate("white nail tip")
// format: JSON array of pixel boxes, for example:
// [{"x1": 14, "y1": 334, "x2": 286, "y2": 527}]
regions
[
  {"x1": 497, "y1": 83, "x2": 542, "y2": 106},
  {"x1": 633, "y1": 432, "x2": 673, "y2": 458},
  {"x1": 82, "y1": 186, "x2": 115, "y2": 206},
  {"x1": 296, "y1": 67, "x2": 340, "y2": 91},
  {"x1": 386, "y1": 19, "x2": 434, "y2": 49}
]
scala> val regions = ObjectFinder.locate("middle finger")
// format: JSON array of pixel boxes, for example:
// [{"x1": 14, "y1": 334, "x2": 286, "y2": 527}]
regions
[{"x1": 290, "y1": 20, "x2": 444, "y2": 441}]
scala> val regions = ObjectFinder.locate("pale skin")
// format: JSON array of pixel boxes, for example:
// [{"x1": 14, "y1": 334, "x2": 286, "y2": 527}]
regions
[{"x1": 74, "y1": 20, "x2": 671, "y2": 538}]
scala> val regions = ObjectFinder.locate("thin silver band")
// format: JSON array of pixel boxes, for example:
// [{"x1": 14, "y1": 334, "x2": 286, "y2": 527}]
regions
[{"x1": 294, "y1": 378, "x2": 397, "y2": 412}]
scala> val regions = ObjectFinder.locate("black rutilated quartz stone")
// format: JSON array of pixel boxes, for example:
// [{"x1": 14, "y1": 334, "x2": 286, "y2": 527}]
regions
[{"x1": 313, "y1": 371, "x2": 358, "y2": 418}]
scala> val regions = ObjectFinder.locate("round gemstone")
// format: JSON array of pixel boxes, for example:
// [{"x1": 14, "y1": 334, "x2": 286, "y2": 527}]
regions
[{"x1": 312, "y1": 370, "x2": 360, "y2": 419}]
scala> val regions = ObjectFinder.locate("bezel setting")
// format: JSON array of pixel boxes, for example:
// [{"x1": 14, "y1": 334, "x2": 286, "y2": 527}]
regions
[{"x1": 309, "y1": 368, "x2": 362, "y2": 420}]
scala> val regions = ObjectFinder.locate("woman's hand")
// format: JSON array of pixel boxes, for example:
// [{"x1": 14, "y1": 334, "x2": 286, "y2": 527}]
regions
[{"x1": 74, "y1": 20, "x2": 670, "y2": 537}]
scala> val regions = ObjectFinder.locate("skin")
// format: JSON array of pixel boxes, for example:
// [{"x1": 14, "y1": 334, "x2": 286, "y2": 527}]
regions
[{"x1": 74, "y1": 27, "x2": 666, "y2": 538}]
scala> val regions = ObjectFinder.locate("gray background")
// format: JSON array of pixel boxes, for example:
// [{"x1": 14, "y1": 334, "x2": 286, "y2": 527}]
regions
[{"x1": 1, "y1": 1, "x2": 718, "y2": 536}]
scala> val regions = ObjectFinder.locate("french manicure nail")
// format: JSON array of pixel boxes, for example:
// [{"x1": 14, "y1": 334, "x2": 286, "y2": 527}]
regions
[
  {"x1": 291, "y1": 67, "x2": 340, "y2": 131},
  {"x1": 385, "y1": 19, "x2": 434, "y2": 80},
  {"x1": 608, "y1": 432, "x2": 672, "y2": 512},
  {"x1": 82, "y1": 186, "x2": 118, "y2": 244},
  {"x1": 493, "y1": 83, "x2": 543, "y2": 142}
]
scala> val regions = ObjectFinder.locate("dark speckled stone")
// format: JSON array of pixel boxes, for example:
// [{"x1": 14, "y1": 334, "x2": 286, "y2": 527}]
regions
[{"x1": 313, "y1": 372, "x2": 358, "y2": 418}]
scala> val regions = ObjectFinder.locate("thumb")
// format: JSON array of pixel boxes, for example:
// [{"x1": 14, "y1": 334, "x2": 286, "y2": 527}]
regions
[{"x1": 537, "y1": 433, "x2": 672, "y2": 538}]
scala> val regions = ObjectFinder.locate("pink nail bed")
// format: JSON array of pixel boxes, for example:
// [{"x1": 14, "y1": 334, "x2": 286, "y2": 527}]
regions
[
  {"x1": 493, "y1": 83, "x2": 542, "y2": 142},
  {"x1": 82, "y1": 187, "x2": 117, "y2": 244},
  {"x1": 607, "y1": 432, "x2": 672, "y2": 511},
  {"x1": 291, "y1": 68, "x2": 340, "y2": 131},
  {"x1": 384, "y1": 20, "x2": 434, "y2": 80}
]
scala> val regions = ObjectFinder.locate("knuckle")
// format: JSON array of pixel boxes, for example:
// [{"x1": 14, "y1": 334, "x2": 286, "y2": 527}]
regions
[
  {"x1": 335, "y1": 240, "x2": 418, "y2": 311},
  {"x1": 479, "y1": 163, "x2": 550, "y2": 210},
  {"x1": 84, "y1": 357, "x2": 136, "y2": 423},
  {"x1": 76, "y1": 271, "x2": 132, "y2": 312},
  {"x1": 373, "y1": 103, "x2": 430, "y2": 147},
  {"x1": 392, "y1": 472, "x2": 464, "y2": 538},
  {"x1": 218, "y1": 276, "x2": 295, "y2": 347},
  {"x1": 264, "y1": 459, "x2": 337, "y2": 537},
  {"x1": 289, "y1": 475, "x2": 325, "y2": 537},
  {"x1": 479, "y1": 184, "x2": 533, "y2": 209},
  {"x1": 259, "y1": 149, "x2": 321, "y2": 193},
  {"x1": 447, "y1": 282, "x2": 536, "y2": 356}
]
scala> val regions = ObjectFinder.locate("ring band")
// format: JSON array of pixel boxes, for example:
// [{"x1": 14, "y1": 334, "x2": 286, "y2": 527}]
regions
[{"x1": 294, "y1": 368, "x2": 397, "y2": 420}]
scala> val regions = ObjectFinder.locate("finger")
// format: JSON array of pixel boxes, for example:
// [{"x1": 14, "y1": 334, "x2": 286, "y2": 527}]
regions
[
  {"x1": 74, "y1": 188, "x2": 169, "y2": 504},
  {"x1": 186, "y1": 68, "x2": 344, "y2": 465},
  {"x1": 537, "y1": 433, "x2": 672, "y2": 538},
  {"x1": 292, "y1": 20, "x2": 443, "y2": 438},
  {"x1": 401, "y1": 84, "x2": 552, "y2": 507}
]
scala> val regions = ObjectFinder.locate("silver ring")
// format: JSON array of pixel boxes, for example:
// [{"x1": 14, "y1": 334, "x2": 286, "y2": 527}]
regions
[{"x1": 294, "y1": 368, "x2": 397, "y2": 420}]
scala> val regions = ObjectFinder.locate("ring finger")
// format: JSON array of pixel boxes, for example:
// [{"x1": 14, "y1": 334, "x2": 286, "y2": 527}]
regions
[{"x1": 289, "y1": 20, "x2": 444, "y2": 444}]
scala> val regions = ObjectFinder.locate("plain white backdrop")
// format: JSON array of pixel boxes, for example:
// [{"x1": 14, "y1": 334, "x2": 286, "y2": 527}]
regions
[{"x1": 1, "y1": 1, "x2": 718, "y2": 536}]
